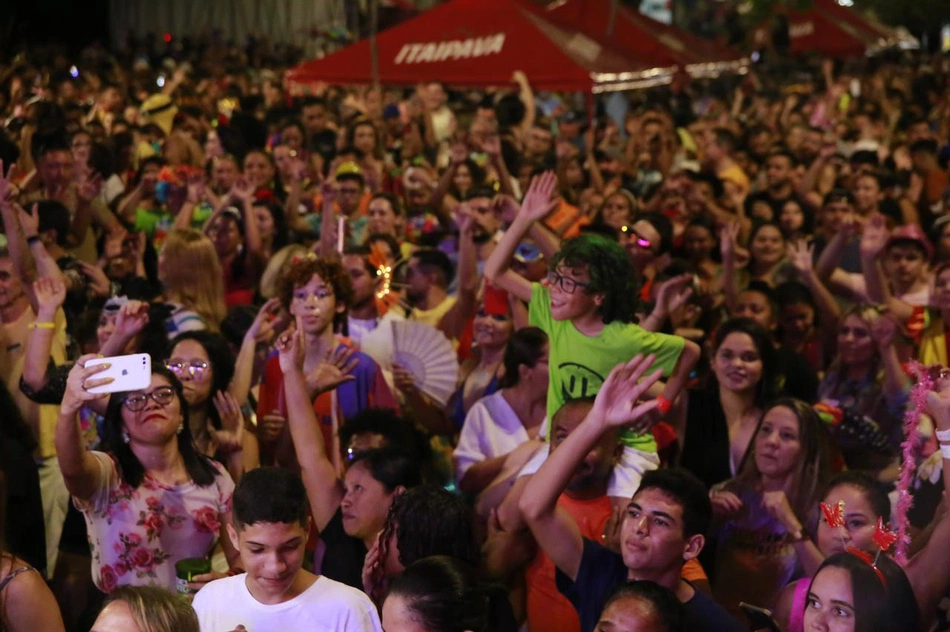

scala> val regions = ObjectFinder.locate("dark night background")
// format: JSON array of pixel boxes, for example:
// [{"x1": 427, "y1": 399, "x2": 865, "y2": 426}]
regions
[{"x1": 1, "y1": 0, "x2": 111, "y2": 58}]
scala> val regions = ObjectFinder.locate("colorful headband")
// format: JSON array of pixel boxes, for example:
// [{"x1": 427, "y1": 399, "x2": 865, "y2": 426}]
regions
[
  {"x1": 846, "y1": 548, "x2": 886, "y2": 587},
  {"x1": 820, "y1": 501, "x2": 845, "y2": 529}
]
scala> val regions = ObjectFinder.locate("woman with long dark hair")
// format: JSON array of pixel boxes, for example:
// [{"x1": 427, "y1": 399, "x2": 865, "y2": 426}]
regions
[
  {"x1": 54, "y1": 360, "x2": 240, "y2": 595},
  {"x1": 671, "y1": 318, "x2": 779, "y2": 489}
]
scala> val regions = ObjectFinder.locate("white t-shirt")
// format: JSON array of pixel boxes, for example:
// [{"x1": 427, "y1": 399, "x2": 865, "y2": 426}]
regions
[
  {"x1": 454, "y1": 391, "x2": 530, "y2": 480},
  {"x1": 192, "y1": 573, "x2": 382, "y2": 632}
]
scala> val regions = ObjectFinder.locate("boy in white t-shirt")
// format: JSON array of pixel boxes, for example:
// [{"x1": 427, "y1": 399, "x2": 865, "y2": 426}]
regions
[{"x1": 192, "y1": 467, "x2": 382, "y2": 632}]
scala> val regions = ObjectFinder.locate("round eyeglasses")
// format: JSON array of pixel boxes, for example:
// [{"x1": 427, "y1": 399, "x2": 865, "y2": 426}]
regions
[{"x1": 123, "y1": 386, "x2": 177, "y2": 412}]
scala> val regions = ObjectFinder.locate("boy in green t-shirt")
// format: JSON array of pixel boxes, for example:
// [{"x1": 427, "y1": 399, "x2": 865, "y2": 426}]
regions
[{"x1": 485, "y1": 172, "x2": 700, "y2": 499}]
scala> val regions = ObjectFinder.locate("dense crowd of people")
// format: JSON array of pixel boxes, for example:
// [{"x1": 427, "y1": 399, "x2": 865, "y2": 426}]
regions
[{"x1": 1, "y1": 30, "x2": 950, "y2": 632}]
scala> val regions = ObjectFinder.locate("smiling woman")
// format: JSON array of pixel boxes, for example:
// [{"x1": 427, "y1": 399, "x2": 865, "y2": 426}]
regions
[
  {"x1": 706, "y1": 398, "x2": 834, "y2": 619},
  {"x1": 53, "y1": 359, "x2": 241, "y2": 598}
]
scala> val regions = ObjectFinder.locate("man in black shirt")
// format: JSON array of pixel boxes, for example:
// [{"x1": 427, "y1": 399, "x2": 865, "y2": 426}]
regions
[
  {"x1": 520, "y1": 356, "x2": 745, "y2": 632},
  {"x1": 746, "y1": 150, "x2": 805, "y2": 221}
]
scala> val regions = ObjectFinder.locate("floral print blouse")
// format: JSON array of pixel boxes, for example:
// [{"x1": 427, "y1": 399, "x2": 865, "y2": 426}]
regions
[{"x1": 76, "y1": 451, "x2": 234, "y2": 593}]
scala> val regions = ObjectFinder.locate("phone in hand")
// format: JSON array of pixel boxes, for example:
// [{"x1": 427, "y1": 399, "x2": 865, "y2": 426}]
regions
[
  {"x1": 739, "y1": 602, "x2": 782, "y2": 632},
  {"x1": 83, "y1": 354, "x2": 151, "y2": 395}
]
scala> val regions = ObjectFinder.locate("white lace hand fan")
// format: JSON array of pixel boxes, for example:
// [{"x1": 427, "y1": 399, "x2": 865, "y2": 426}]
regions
[{"x1": 391, "y1": 320, "x2": 459, "y2": 406}]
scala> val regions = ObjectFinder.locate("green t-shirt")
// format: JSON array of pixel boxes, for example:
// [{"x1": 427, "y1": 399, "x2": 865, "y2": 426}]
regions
[
  {"x1": 528, "y1": 282, "x2": 685, "y2": 452},
  {"x1": 134, "y1": 203, "x2": 212, "y2": 249}
]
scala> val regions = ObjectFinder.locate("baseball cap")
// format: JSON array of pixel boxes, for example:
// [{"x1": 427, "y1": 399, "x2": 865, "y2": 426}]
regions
[{"x1": 886, "y1": 223, "x2": 933, "y2": 260}]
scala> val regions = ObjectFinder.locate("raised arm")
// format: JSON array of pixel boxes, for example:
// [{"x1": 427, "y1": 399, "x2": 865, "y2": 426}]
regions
[
  {"x1": 275, "y1": 330, "x2": 353, "y2": 532},
  {"x1": 427, "y1": 144, "x2": 464, "y2": 210},
  {"x1": 484, "y1": 172, "x2": 558, "y2": 302},
  {"x1": 859, "y1": 214, "x2": 915, "y2": 322},
  {"x1": 815, "y1": 216, "x2": 855, "y2": 281},
  {"x1": 438, "y1": 205, "x2": 478, "y2": 341},
  {"x1": 719, "y1": 220, "x2": 745, "y2": 314},
  {"x1": 233, "y1": 178, "x2": 263, "y2": 259},
  {"x1": 229, "y1": 298, "x2": 280, "y2": 406},
  {"x1": 788, "y1": 240, "x2": 840, "y2": 337},
  {"x1": 512, "y1": 71, "x2": 536, "y2": 135},
  {"x1": 22, "y1": 278, "x2": 66, "y2": 396},
  {"x1": 520, "y1": 355, "x2": 663, "y2": 580},
  {"x1": 483, "y1": 135, "x2": 515, "y2": 197},
  {"x1": 55, "y1": 358, "x2": 115, "y2": 501}
]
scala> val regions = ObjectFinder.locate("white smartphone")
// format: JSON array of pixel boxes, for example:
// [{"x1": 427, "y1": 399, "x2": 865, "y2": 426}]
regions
[{"x1": 84, "y1": 354, "x2": 152, "y2": 395}]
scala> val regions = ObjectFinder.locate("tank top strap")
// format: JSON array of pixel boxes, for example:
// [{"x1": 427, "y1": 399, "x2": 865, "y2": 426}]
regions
[{"x1": 0, "y1": 565, "x2": 36, "y2": 594}]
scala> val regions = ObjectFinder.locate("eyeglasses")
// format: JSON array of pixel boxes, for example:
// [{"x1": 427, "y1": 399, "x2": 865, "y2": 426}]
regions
[
  {"x1": 123, "y1": 386, "x2": 177, "y2": 412},
  {"x1": 546, "y1": 270, "x2": 591, "y2": 295},
  {"x1": 165, "y1": 358, "x2": 210, "y2": 379}
]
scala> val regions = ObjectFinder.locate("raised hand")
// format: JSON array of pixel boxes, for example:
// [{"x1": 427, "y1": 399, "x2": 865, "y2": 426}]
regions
[
  {"x1": 0, "y1": 159, "x2": 18, "y2": 206},
  {"x1": 589, "y1": 354, "x2": 664, "y2": 433},
  {"x1": 17, "y1": 202, "x2": 40, "y2": 237},
  {"x1": 654, "y1": 273, "x2": 694, "y2": 317},
  {"x1": 78, "y1": 261, "x2": 113, "y2": 298},
  {"x1": 455, "y1": 202, "x2": 476, "y2": 237},
  {"x1": 33, "y1": 277, "x2": 66, "y2": 316},
  {"x1": 230, "y1": 176, "x2": 255, "y2": 205},
  {"x1": 62, "y1": 355, "x2": 113, "y2": 415},
  {"x1": 113, "y1": 300, "x2": 150, "y2": 339},
  {"x1": 361, "y1": 533, "x2": 386, "y2": 604},
  {"x1": 186, "y1": 172, "x2": 206, "y2": 204},
  {"x1": 787, "y1": 239, "x2": 816, "y2": 277},
  {"x1": 719, "y1": 221, "x2": 749, "y2": 268},
  {"x1": 306, "y1": 346, "x2": 359, "y2": 395},
  {"x1": 870, "y1": 311, "x2": 898, "y2": 353},
  {"x1": 859, "y1": 213, "x2": 888, "y2": 260},
  {"x1": 481, "y1": 135, "x2": 502, "y2": 159},
  {"x1": 258, "y1": 411, "x2": 287, "y2": 444},
  {"x1": 212, "y1": 391, "x2": 245, "y2": 454},
  {"x1": 102, "y1": 227, "x2": 128, "y2": 260},
  {"x1": 245, "y1": 297, "x2": 282, "y2": 346},
  {"x1": 519, "y1": 171, "x2": 559, "y2": 223},
  {"x1": 490, "y1": 193, "x2": 520, "y2": 224},
  {"x1": 762, "y1": 490, "x2": 803, "y2": 538},
  {"x1": 392, "y1": 362, "x2": 418, "y2": 395},
  {"x1": 276, "y1": 329, "x2": 305, "y2": 374}
]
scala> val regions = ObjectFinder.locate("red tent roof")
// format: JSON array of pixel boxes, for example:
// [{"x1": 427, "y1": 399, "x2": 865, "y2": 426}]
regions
[
  {"x1": 538, "y1": 0, "x2": 744, "y2": 77},
  {"x1": 786, "y1": 7, "x2": 870, "y2": 57},
  {"x1": 286, "y1": 0, "x2": 644, "y2": 92}
]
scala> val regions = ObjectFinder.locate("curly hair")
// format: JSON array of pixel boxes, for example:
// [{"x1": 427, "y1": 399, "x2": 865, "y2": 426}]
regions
[
  {"x1": 376, "y1": 485, "x2": 479, "y2": 580},
  {"x1": 550, "y1": 233, "x2": 639, "y2": 323},
  {"x1": 276, "y1": 253, "x2": 355, "y2": 331}
]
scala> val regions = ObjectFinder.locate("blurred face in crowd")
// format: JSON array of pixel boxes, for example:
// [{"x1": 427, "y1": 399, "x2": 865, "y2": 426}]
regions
[
  {"x1": 820, "y1": 200, "x2": 852, "y2": 234},
  {"x1": 815, "y1": 484, "x2": 879, "y2": 558},
  {"x1": 734, "y1": 290, "x2": 774, "y2": 330},
  {"x1": 753, "y1": 405, "x2": 802, "y2": 481},
  {"x1": 472, "y1": 300, "x2": 513, "y2": 350},
  {"x1": 779, "y1": 301, "x2": 815, "y2": 340},
  {"x1": 624, "y1": 220, "x2": 661, "y2": 271},
  {"x1": 353, "y1": 123, "x2": 377, "y2": 155},
  {"x1": 852, "y1": 175, "x2": 882, "y2": 213},
  {"x1": 765, "y1": 154, "x2": 793, "y2": 190},
  {"x1": 883, "y1": 244, "x2": 927, "y2": 289},
  {"x1": 208, "y1": 214, "x2": 242, "y2": 259},
  {"x1": 168, "y1": 338, "x2": 213, "y2": 408},
  {"x1": 212, "y1": 157, "x2": 239, "y2": 192},
  {"x1": 837, "y1": 314, "x2": 875, "y2": 367},
  {"x1": 779, "y1": 200, "x2": 805, "y2": 236},
  {"x1": 273, "y1": 145, "x2": 296, "y2": 179},
  {"x1": 302, "y1": 103, "x2": 329, "y2": 134},
  {"x1": 290, "y1": 272, "x2": 342, "y2": 336},
  {"x1": 281, "y1": 125, "x2": 304, "y2": 152},
  {"x1": 228, "y1": 519, "x2": 308, "y2": 605},
  {"x1": 453, "y1": 163, "x2": 473, "y2": 194},
  {"x1": 244, "y1": 151, "x2": 274, "y2": 189},
  {"x1": 71, "y1": 131, "x2": 92, "y2": 167},
  {"x1": 39, "y1": 149, "x2": 74, "y2": 189},
  {"x1": 932, "y1": 267, "x2": 950, "y2": 311},
  {"x1": 600, "y1": 193, "x2": 633, "y2": 231},
  {"x1": 596, "y1": 595, "x2": 669, "y2": 632},
  {"x1": 253, "y1": 204, "x2": 275, "y2": 243},
  {"x1": 527, "y1": 126, "x2": 553, "y2": 157},
  {"x1": 367, "y1": 197, "x2": 401, "y2": 237},
  {"x1": 337, "y1": 178, "x2": 365, "y2": 216},
  {"x1": 0, "y1": 258, "x2": 27, "y2": 312},
  {"x1": 551, "y1": 402, "x2": 618, "y2": 495},
  {"x1": 342, "y1": 254, "x2": 376, "y2": 310},
  {"x1": 713, "y1": 332, "x2": 764, "y2": 394},
  {"x1": 205, "y1": 131, "x2": 224, "y2": 160},
  {"x1": 938, "y1": 224, "x2": 950, "y2": 262},
  {"x1": 467, "y1": 196, "x2": 500, "y2": 243},
  {"x1": 683, "y1": 224, "x2": 715, "y2": 263},
  {"x1": 750, "y1": 225, "x2": 785, "y2": 268}
]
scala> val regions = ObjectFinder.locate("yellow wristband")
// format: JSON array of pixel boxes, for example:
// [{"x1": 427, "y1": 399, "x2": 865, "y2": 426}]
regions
[{"x1": 28, "y1": 322, "x2": 56, "y2": 330}]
